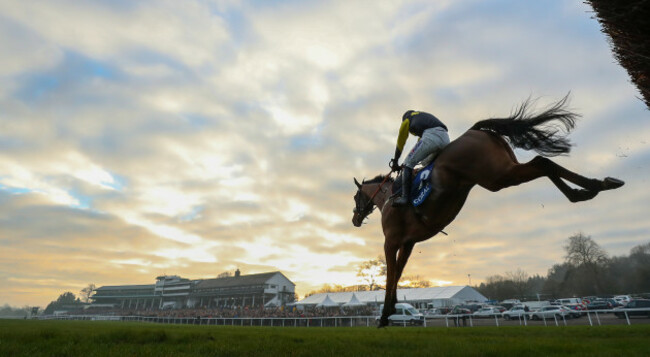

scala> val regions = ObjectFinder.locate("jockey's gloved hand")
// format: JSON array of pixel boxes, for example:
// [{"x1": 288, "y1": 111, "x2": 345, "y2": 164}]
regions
[{"x1": 389, "y1": 158, "x2": 401, "y2": 172}]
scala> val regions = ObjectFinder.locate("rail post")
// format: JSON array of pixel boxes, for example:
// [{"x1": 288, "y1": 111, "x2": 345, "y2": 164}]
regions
[{"x1": 624, "y1": 311, "x2": 631, "y2": 326}]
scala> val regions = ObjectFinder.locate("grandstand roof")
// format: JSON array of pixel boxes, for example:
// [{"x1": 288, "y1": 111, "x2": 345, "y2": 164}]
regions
[
  {"x1": 296, "y1": 286, "x2": 487, "y2": 305},
  {"x1": 95, "y1": 284, "x2": 155, "y2": 291},
  {"x1": 195, "y1": 271, "x2": 293, "y2": 289}
]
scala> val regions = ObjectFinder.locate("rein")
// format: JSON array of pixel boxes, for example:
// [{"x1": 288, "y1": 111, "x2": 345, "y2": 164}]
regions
[{"x1": 363, "y1": 171, "x2": 394, "y2": 212}]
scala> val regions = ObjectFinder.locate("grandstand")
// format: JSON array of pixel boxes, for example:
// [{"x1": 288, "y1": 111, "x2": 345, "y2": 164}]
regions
[{"x1": 91, "y1": 270, "x2": 295, "y2": 310}]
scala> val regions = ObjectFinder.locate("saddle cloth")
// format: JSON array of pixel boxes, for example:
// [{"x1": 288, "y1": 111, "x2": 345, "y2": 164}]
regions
[{"x1": 393, "y1": 161, "x2": 435, "y2": 207}]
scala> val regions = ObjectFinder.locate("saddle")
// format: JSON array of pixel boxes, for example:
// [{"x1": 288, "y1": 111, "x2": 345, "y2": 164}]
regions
[{"x1": 392, "y1": 160, "x2": 436, "y2": 207}]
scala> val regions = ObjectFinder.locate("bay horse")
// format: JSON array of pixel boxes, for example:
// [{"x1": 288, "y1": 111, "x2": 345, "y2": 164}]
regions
[{"x1": 351, "y1": 97, "x2": 624, "y2": 328}]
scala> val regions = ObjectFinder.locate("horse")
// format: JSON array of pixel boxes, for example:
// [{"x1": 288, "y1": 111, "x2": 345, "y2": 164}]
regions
[{"x1": 351, "y1": 96, "x2": 624, "y2": 328}]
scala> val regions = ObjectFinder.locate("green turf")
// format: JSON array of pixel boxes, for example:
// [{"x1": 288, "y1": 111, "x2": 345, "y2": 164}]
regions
[{"x1": 0, "y1": 320, "x2": 648, "y2": 356}]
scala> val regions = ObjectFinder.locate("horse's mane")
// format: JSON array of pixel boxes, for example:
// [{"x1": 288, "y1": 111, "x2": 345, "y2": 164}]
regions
[{"x1": 364, "y1": 175, "x2": 393, "y2": 184}]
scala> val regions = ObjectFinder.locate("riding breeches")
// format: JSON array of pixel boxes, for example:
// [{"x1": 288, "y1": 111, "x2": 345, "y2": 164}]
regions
[{"x1": 403, "y1": 127, "x2": 450, "y2": 169}]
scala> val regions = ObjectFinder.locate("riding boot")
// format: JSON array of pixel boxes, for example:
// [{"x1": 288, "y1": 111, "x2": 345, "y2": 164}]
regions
[{"x1": 392, "y1": 167, "x2": 413, "y2": 207}]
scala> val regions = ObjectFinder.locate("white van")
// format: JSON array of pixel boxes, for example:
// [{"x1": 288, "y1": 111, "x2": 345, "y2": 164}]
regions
[
  {"x1": 377, "y1": 303, "x2": 425, "y2": 326},
  {"x1": 555, "y1": 298, "x2": 583, "y2": 305}
]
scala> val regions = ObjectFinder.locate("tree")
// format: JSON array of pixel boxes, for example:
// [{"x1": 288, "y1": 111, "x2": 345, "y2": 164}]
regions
[
  {"x1": 564, "y1": 233, "x2": 608, "y2": 267},
  {"x1": 505, "y1": 268, "x2": 530, "y2": 298},
  {"x1": 356, "y1": 256, "x2": 386, "y2": 291},
  {"x1": 80, "y1": 283, "x2": 96, "y2": 303},
  {"x1": 304, "y1": 284, "x2": 349, "y2": 297},
  {"x1": 0, "y1": 304, "x2": 30, "y2": 317},
  {"x1": 628, "y1": 242, "x2": 650, "y2": 292},
  {"x1": 564, "y1": 233, "x2": 609, "y2": 294},
  {"x1": 398, "y1": 275, "x2": 432, "y2": 289},
  {"x1": 43, "y1": 292, "x2": 83, "y2": 314},
  {"x1": 56, "y1": 292, "x2": 79, "y2": 305},
  {"x1": 477, "y1": 274, "x2": 518, "y2": 301},
  {"x1": 217, "y1": 271, "x2": 233, "y2": 278}
]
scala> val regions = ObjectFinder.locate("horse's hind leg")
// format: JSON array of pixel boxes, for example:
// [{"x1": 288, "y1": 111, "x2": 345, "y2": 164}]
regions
[
  {"x1": 532, "y1": 156, "x2": 624, "y2": 195},
  {"x1": 490, "y1": 156, "x2": 624, "y2": 202}
]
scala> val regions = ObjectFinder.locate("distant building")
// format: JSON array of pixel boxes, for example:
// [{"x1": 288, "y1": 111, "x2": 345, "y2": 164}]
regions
[
  {"x1": 92, "y1": 284, "x2": 156, "y2": 310},
  {"x1": 91, "y1": 270, "x2": 295, "y2": 310},
  {"x1": 296, "y1": 286, "x2": 487, "y2": 310}
]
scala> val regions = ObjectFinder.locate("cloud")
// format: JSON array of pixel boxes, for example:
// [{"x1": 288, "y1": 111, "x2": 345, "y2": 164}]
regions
[{"x1": 0, "y1": 0, "x2": 648, "y2": 307}]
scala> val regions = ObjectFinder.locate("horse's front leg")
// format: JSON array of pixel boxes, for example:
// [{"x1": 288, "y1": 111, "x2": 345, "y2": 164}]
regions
[
  {"x1": 395, "y1": 242, "x2": 415, "y2": 290},
  {"x1": 379, "y1": 241, "x2": 398, "y2": 328}
]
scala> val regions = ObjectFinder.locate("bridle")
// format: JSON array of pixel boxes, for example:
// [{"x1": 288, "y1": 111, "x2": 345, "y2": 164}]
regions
[{"x1": 355, "y1": 171, "x2": 394, "y2": 219}]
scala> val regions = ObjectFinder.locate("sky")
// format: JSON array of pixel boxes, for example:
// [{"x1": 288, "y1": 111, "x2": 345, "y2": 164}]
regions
[{"x1": 0, "y1": 0, "x2": 648, "y2": 307}]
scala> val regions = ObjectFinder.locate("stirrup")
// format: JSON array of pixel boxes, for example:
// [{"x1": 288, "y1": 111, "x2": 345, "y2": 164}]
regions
[{"x1": 392, "y1": 196, "x2": 410, "y2": 207}]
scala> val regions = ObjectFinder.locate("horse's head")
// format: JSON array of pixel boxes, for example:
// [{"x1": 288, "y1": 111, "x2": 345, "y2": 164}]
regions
[{"x1": 352, "y1": 177, "x2": 376, "y2": 227}]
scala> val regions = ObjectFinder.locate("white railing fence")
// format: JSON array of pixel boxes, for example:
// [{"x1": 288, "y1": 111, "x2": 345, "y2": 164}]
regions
[{"x1": 36, "y1": 307, "x2": 650, "y2": 328}]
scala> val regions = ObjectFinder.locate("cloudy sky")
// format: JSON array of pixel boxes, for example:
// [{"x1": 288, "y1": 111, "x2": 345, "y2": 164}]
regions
[{"x1": 1, "y1": 0, "x2": 648, "y2": 307}]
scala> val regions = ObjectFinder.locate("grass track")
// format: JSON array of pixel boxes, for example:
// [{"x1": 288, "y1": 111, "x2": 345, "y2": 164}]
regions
[{"x1": 1, "y1": 320, "x2": 649, "y2": 356}]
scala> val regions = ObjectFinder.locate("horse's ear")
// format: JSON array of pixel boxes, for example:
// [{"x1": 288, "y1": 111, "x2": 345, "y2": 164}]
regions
[{"x1": 354, "y1": 178, "x2": 362, "y2": 189}]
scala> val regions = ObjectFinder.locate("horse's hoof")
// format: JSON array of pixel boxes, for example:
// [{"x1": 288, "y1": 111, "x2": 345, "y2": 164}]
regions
[
  {"x1": 603, "y1": 177, "x2": 624, "y2": 190},
  {"x1": 569, "y1": 189, "x2": 598, "y2": 203}
]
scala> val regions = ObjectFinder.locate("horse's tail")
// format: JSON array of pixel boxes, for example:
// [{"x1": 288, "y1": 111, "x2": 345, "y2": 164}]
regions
[{"x1": 470, "y1": 94, "x2": 579, "y2": 156}]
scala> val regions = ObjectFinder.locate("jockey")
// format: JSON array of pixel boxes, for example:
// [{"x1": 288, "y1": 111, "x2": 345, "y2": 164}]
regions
[{"x1": 390, "y1": 110, "x2": 450, "y2": 207}]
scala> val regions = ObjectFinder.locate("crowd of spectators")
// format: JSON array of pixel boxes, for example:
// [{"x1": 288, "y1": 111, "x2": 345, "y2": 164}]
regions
[{"x1": 62, "y1": 305, "x2": 377, "y2": 318}]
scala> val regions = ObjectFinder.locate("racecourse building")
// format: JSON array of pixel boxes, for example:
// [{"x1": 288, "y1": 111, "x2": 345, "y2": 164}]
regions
[{"x1": 91, "y1": 270, "x2": 295, "y2": 310}]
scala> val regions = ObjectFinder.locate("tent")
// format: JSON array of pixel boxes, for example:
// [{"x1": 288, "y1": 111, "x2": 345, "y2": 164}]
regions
[
  {"x1": 342, "y1": 293, "x2": 365, "y2": 307},
  {"x1": 316, "y1": 294, "x2": 339, "y2": 308}
]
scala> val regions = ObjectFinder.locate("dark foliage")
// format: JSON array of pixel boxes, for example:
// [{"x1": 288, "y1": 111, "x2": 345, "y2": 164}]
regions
[
  {"x1": 476, "y1": 240, "x2": 650, "y2": 300},
  {"x1": 43, "y1": 292, "x2": 84, "y2": 315},
  {"x1": 586, "y1": 0, "x2": 650, "y2": 109}
]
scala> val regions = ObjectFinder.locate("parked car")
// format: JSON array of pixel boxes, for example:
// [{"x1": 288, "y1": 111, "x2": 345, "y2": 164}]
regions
[
  {"x1": 424, "y1": 308, "x2": 443, "y2": 317},
  {"x1": 605, "y1": 298, "x2": 623, "y2": 308},
  {"x1": 448, "y1": 306, "x2": 472, "y2": 316},
  {"x1": 472, "y1": 307, "x2": 503, "y2": 318},
  {"x1": 555, "y1": 298, "x2": 582, "y2": 306},
  {"x1": 529, "y1": 306, "x2": 572, "y2": 320},
  {"x1": 502, "y1": 306, "x2": 529, "y2": 320},
  {"x1": 522, "y1": 301, "x2": 551, "y2": 311},
  {"x1": 582, "y1": 296, "x2": 598, "y2": 305},
  {"x1": 614, "y1": 299, "x2": 650, "y2": 319},
  {"x1": 500, "y1": 299, "x2": 521, "y2": 310},
  {"x1": 586, "y1": 299, "x2": 612, "y2": 310},
  {"x1": 614, "y1": 295, "x2": 632, "y2": 305},
  {"x1": 458, "y1": 304, "x2": 483, "y2": 313},
  {"x1": 564, "y1": 303, "x2": 586, "y2": 318},
  {"x1": 376, "y1": 303, "x2": 425, "y2": 326}
]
